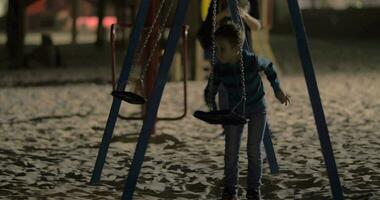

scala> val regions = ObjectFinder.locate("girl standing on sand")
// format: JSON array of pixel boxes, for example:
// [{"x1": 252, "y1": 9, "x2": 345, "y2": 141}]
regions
[{"x1": 204, "y1": 22, "x2": 290, "y2": 200}]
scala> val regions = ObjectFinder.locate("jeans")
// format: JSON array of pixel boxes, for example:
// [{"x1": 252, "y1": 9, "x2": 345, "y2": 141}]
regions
[{"x1": 223, "y1": 106, "x2": 267, "y2": 196}]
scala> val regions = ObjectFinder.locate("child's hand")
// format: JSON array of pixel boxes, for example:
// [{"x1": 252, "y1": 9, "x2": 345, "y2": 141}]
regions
[
  {"x1": 275, "y1": 89, "x2": 291, "y2": 106},
  {"x1": 238, "y1": 7, "x2": 248, "y2": 18}
]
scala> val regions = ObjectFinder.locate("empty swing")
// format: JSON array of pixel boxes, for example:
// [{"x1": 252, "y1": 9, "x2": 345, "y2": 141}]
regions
[
  {"x1": 193, "y1": 0, "x2": 247, "y2": 126},
  {"x1": 111, "y1": 0, "x2": 175, "y2": 105}
]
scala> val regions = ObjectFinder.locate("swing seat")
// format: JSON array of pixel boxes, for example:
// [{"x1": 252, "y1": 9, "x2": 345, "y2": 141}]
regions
[
  {"x1": 111, "y1": 91, "x2": 147, "y2": 105},
  {"x1": 193, "y1": 110, "x2": 247, "y2": 125}
]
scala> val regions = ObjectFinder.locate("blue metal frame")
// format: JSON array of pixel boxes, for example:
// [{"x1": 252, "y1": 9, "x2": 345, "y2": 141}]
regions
[
  {"x1": 121, "y1": 1, "x2": 190, "y2": 199},
  {"x1": 287, "y1": 0, "x2": 344, "y2": 199},
  {"x1": 263, "y1": 126, "x2": 279, "y2": 174},
  {"x1": 91, "y1": 0, "x2": 343, "y2": 199},
  {"x1": 90, "y1": 0, "x2": 151, "y2": 185}
]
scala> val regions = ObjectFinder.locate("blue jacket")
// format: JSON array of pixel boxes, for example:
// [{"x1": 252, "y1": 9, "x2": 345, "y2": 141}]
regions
[{"x1": 205, "y1": 50, "x2": 280, "y2": 116}]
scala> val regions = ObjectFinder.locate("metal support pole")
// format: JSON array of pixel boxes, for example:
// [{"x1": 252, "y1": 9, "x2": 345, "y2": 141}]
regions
[
  {"x1": 90, "y1": 0, "x2": 151, "y2": 185},
  {"x1": 263, "y1": 124, "x2": 279, "y2": 174},
  {"x1": 121, "y1": 1, "x2": 190, "y2": 199},
  {"x1": 286, "y1": 1, "x2": 344, "y2": 199}
]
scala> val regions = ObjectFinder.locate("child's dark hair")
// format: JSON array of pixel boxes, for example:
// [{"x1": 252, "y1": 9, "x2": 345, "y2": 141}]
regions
[{"x1": 214, "y1": 22, "x2": 244, "y2": 47}]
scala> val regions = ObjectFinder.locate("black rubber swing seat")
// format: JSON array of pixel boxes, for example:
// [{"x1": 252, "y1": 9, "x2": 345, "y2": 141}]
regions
[
  {"x1": 111, "y1": 91, "x2": 147, "y2": 105},
  {"x1": 193, "y1": 110, "x2": 247, "y2": 125}
]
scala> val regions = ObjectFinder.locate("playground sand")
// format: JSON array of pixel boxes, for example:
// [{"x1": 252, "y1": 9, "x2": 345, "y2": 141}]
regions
[{"x1": 0, "y1": 71, "x2": 379, "y2": 199}]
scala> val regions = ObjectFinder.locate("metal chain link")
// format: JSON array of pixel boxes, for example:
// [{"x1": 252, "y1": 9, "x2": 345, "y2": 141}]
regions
[
  {"x1": 139, "y1": 0, "x2": 176, "y2": 81},
  {"x1": 238, "y1": 36, "x2": 247, "y2": 115},
  {"x1": 207, "y1": 0, "x2": 217, "y2": 110},
  {"x1": 235, "y1": 0, "x2": 247, "y2": 115},
  {"x1": 134, "y1": 0, "x2": 167, "y2": 65},
  {"x1": 208, "y1": 0, "x2": 247, "y2": 114}
]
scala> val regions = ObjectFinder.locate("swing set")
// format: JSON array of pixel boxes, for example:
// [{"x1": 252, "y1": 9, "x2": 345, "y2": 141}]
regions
[
  {"x1": 110, "y1": 0, "x2": 175, "y2": 106},
  {"x1": 90, "y1": 0, "x2": 344, "y2": 199},
  {"x1": 109, "y1": 0, "x2": 189, "y2": 121}
]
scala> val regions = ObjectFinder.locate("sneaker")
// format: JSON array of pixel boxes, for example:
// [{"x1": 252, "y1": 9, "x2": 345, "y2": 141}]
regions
[
  {"x1": 221, "y1": 195, "x2": 238, "y2": 200},
  {"x1": 246, "y1": 189, "x2": 261, "y2": 200},
  {"x1": 222, "y1": 188, "x2": 238, "y2": 200}
]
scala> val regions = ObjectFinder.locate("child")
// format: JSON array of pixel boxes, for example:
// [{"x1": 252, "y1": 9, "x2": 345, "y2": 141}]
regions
[
  {"x1": 213, "y1": 0, "x2": 261, "y2": 126},
  {"x1": 198, "y1": 0, "x2": 264, "y2": 137},
  {"x1": 204, "y1": 23, "x2": 290, "y2": 200}
]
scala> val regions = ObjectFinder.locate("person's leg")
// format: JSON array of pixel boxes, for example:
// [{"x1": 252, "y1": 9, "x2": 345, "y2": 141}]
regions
[
  {"x1": 218, "y1": 84, "x2": 229, "y2": 136},
  {"x1": 246, "y1": 110, "x2": 267, "y2": 199},
  {"x1": 223, "y1": 124, "x2": 244, "y2": 198},
  {"x1": 218, "y1": 84, "x2": 229, "y2": 110}
]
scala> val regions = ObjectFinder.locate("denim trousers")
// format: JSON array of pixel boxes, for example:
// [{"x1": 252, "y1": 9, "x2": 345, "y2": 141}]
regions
[{"x1": 223, "y1": 107, "x2": 267, "y2": 196}]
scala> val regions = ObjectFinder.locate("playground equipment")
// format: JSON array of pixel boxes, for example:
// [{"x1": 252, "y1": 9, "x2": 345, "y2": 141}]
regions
[
  {"x1": 90, "y1": 0, "x2": 344, "y2": 199},
  {"x1": 90, "y1": 0, "x2": 187, "y2": 189},
  {"x1": 110, "y1": 0, "x2": 175, "y2": 105},
  {"x1": 109, "y1": 0, "x2": 188, "y2": 122},
  {"x1": 110, "y1": 23, "x2": 189, "y2": 121}
]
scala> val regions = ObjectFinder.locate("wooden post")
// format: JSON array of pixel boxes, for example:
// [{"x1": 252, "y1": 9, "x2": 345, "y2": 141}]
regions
[
  {"x1": 251, "y1": 0, "x2": 279, "y2": 67},
  {"x1": 194, "y1": 40, "x2": 209, "y2": 80},
  {"x1": 170, "y1": 52, "x2": 183, "y2": 81}
]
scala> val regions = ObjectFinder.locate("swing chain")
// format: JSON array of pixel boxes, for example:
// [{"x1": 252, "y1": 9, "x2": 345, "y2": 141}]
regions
[
  {"x1": 134, "y1": 0, "x2": 167, "y2": 65},
  {"x1": 235, "y1": 0, "x2": 247, "y2": 115},
  {"x1": 238, "y1": 37, "x2": 246, "y2": 114},
  {"x1": 207, "y1": 0, "x2": 218, "y2": 110},
  {"x1": 139, "y1": 0, "x2": 176, "y2": 81},
  {"x1": 208, "y1": 0, "x2": 247, "y2": 115}
]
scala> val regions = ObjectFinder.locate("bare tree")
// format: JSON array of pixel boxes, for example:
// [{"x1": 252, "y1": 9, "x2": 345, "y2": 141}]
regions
[
  {"x1": 6, "y1": 0, "x2": 26, "y2": 68},
  {"x1": 96, "y1": 0, "x2": 107, "y2": 46},
  {"x1": 6, "y1": 0, "x2": 37, "y2": 68},
  {"x1": 112, "y1": 0, "x2": 129, "y2": 24},
  {"x1": 71, "y1": 0, "x2": 78, "y2": 44}
]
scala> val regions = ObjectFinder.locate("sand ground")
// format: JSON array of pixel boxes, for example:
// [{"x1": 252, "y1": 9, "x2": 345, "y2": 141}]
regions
[{"x1": 0, "y1": 35, "x2": 379, "y2": 199}]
